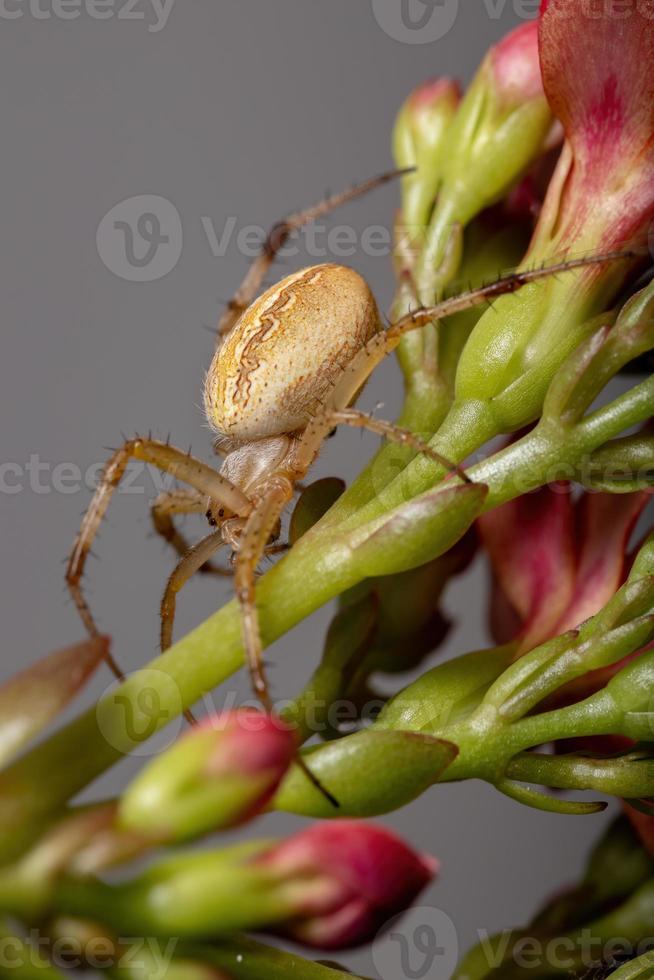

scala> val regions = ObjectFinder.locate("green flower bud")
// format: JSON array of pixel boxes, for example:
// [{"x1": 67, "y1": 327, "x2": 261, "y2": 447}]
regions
[{"x1": 393, "y1": 77, "x2": 461, "y2": 230}]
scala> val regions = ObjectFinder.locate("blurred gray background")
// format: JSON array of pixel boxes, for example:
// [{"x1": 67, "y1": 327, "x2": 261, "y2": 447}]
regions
[{"x1": 0, "y1": 2, "x2": 617, "y2": 977}]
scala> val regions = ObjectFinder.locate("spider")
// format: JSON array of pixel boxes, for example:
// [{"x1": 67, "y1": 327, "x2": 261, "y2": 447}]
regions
[{"x1": 66, "y1": 170, "x2": 624, "y2": 741}]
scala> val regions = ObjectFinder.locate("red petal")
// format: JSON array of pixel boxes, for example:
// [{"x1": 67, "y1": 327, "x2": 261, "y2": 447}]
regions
[
  {"x1": 538, "y1": 0, "x2": 654, "y2": 248},
  {"x1": 479, "y1": 485, "x2": 577, "y2": 649},
  {"x1": 554, "y1": 491, "x2": 649, "y2": 633}
]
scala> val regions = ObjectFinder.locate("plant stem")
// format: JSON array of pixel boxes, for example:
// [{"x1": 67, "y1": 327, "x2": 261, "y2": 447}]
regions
[
  {"x1": 1, "y1": 377, "x2": 650, "y2": 861},
  {"x1": 507, "y1": 752, "x2": 654, "y2": 798}
]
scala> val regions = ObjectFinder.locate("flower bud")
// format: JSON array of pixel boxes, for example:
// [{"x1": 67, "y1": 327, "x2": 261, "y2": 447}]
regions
[
  {"x1": 0, "y1": 636, "x2": 108, "y2": 768},
  {"x1": 120, "y1": 709, "x2": 296, "y2": 841},
  {"x1": 258, "y1": 821, "x2": 436, "y2": 949},
  {"x1": 411, "y1": 20, "x2": 552, "y2": 309},
  {"x1": 58, "y1": 824, "x2": 436, "y2": 953},
  {"x1": 393, "y1": 77, "x2": 461, "y2": 230},
  {"x1": 454, "y1": 1, "x2": 654, "y2": 426},
  {"x1": 436, "y1": 21, "x2": 551, "y2": 235}
]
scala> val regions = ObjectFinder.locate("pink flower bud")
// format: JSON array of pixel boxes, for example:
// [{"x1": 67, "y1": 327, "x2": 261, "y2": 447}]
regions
[
  {"x1": 489, "y1": 19, "x2": 544, "y2": 107},
  {"x1": 257, "y1": 821, "x2": 436, "y2": 950},
  {"x1": 479, "y1": 484, "x2": 576, "y2": 650},
  {"x1": 200, "y1": 709, "x2": 296, "y2": 809},
  {"x1": 407, "y1": 76, "x2": 461, "y2": 117},
  {"x1": 120, "y1": 709, "x2": 297, "y2": 840}
]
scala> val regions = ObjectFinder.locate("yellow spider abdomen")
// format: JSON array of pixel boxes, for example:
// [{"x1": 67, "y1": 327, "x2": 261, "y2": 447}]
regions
[{"x1": 204, "y1": 264, "x2": 381, "y2": 441}]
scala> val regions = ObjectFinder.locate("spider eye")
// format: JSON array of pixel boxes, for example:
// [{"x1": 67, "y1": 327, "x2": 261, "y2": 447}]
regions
[{"x1": 218, "y1": 508, "x2": 225, "y2": 518}]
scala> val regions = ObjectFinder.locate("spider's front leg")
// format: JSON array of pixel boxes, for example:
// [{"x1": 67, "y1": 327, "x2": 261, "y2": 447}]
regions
[
  {"x1": 66, "y1": 438, "x2": 252, "y2": 682},
  {"x1": 233, "y1": 473, "x2": 340, "y2": 807},
  {"x1": 232, "y1": 477, "x2": 295, "y2": 711}
]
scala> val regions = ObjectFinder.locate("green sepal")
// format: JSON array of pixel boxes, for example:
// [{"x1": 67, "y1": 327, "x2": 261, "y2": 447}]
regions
[
  {"x1": 274, "y1": 730, "x2": 457, "y2": 818},
  {"x1": 375, "y1": 643, "x2": 515, "y2": 734},
  {"x1": 348, "y1": 481, "x2": 487, "y2": 579}
]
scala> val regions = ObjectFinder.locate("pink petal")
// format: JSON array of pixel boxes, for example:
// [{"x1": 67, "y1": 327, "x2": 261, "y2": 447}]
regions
[
  {"x1": 553, "y1": 491, "x2": 649, "y2": 633},
  {"x1": 479, "y1": 485, "x2": 577, "y2": 650},
  {"x1": 538, "y1": 0, "x2": 654, "y2": 249}
]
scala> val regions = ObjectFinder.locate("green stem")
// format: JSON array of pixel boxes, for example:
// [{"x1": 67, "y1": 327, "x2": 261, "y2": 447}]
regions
[
  {"x1": 442, "y1": 691, "x2": 621, "y2": 783},
  {"x1": 183, "y1": 938, "x2": 371, "y2": 980},
  {"x1": 1, "y1": 377, "x2": 651, "y2": 861},
  {"x1": 507, "y1": 752, "x2": 654, "y2": 798}
]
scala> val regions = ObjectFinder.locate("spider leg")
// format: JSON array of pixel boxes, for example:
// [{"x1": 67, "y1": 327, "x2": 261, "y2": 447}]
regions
[
  {"x1": 291, "y1": 249, "x2": 636, "y2": 475},
  {"x1": 160, "y1": 529, "x2": 226, "y2": 653},
  {"x1": 216, "y1": 168, "x2": 411, "y2": 341},
  {"x1": 233, "y1": 478, "x2": 294, "y2": 710},
  {"x1": 232, "y1": 479, "x2": 340, "y2": 807},
  {"x1": 66, "y1": 438, "x2": 252, "y2": 683},
  {"x1": 151, "y1": 489, "x2": 233, "y2": 577},
  {"x1": 387, "y1": 248, "x2": 635, "y2": 340},
  {"x1": 329, "y1": 408, "x2": 471, "y2": 483}
]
